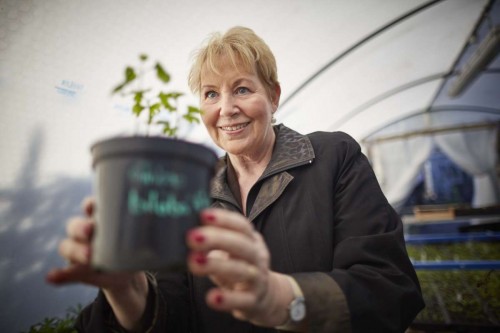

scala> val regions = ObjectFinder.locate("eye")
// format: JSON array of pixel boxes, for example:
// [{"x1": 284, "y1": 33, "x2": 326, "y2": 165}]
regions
[
  {"x1": 204, "y1": 90, "x2": 218, "y2": 99},
  {"x1": 235, "y1": 87, "x2": 250, "y2": 95}
]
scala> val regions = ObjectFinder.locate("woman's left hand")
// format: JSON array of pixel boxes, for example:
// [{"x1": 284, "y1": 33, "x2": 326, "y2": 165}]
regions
[{"x1": 187, "y1": 208, "x2": 293, "y2": 327}]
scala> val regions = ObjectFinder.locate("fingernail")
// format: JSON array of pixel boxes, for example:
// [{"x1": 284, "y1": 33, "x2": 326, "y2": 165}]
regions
[
  {"x1": 193, "y1": 252, "x2": 207, "y2": 265},
  {"x1": 201, "y1": 211, "x2": 216, "y2": 223},
  {"x1": 84, "y1": 224, "x2": 93, "y2": 238},
  {"x1": 45, "y1": 271, "x2": 55, "y2": 282},
  {"x1": 215, "y1": 294, "x2": 224, "y2": 305},
  {"x1": 85, "y1": 247, "x2": 91, "y2": 260},
  {"x1": 188, "y1": 230, "x2": 205, "y2": 243}
]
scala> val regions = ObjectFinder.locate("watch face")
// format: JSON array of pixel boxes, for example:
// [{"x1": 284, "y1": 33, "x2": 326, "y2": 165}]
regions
[{"x1": 290, "y1": 298, "x2": 306, "y2": 321}]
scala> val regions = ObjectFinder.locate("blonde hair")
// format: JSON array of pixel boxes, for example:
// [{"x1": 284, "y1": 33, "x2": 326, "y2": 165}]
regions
[{"x1": 188, "y1": 26, "x2": 279, "y2": 99}]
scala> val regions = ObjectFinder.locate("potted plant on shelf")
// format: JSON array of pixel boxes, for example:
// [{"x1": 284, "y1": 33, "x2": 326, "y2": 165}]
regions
[{"x1": 90, "y1": 54, "x2": 217, "y2": 272}]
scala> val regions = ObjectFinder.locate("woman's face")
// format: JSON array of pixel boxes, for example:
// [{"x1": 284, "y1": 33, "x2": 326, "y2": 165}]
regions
[{"x1": 200, "y1": 60, "x2": 280, "y2": 159}]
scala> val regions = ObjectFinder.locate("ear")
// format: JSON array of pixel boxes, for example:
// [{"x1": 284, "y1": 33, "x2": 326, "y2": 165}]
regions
[{"x1": 271, "y1": 83, "x2": 281, "y2": 111}]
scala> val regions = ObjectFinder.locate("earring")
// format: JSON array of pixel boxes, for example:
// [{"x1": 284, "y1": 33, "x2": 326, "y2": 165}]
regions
[{"x1": 271, "y1": 115, "x2": 277, "y2": 125}]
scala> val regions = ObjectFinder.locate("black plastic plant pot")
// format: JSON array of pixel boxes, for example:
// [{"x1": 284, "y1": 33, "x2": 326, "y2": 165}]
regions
[{"x1": 90, "y1": 136, "x2": 217, "y2": 272}]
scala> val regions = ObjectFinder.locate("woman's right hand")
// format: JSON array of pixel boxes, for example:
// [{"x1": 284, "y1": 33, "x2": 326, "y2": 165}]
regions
[
  {"x1": 46, "y1": 197, "x2": 149, "y2": 331},
  {"x1": 46, "y1": 197, "x2": 138, "y2": 289}
]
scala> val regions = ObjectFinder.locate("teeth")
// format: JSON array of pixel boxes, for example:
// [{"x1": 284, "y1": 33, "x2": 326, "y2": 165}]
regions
[{"x1": 221, "y1": 123, "x2": 248, "y2": 131}]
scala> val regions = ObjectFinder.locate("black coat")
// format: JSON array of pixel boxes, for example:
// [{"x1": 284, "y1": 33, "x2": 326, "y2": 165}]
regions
[{"x1": 76, "y1": 125, "x2": 424, "y2": 332}]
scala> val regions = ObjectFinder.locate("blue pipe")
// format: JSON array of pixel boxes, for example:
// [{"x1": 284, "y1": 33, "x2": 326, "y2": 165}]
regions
[
  {"x1": 412, "y1": 260, "x2": 500, "y2": 270},
  {"x1": 405, "y1": 232, "x2": 500, "y2": 244}
]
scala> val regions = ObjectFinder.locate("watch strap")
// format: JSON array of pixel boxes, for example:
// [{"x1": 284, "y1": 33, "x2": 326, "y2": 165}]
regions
[{"x1": 276, "y1": 275, "x2": 306, "y2": 331}]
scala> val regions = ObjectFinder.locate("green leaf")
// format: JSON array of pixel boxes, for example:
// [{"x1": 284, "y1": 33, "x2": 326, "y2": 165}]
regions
[
  {"x1": 125, "y1": 66, "x2": 137, "y2": 82},
  {"x1": 139, "y1": 54, "x2": 148, "y2": 62},
  {"x1": 183, "y1": 105, "x2": 202, "y2": 123},
  {"x1": 155, "y1": 63, "x2": 170, "y2": 83},
  {"x1": 132, "y1": 104, "x2": 144, "y2": 116},
  {"x1": 167, "y1": 127, "x2": 178, "y2": 137},
  {"x1": 111, "y1": 82, "x2": 126, "y2": 94},
  {"x1": 187, "y1": 105, "x2": 202, "y2": 114},
  {"x1": 183, "y1": 114, "x2": 201, "y2": 124},
  {"x1": 157, "y1": 120, "x2": 170, "y2": 126},
  {"x1": 148, "y1": 103, "x2": 161, "y2": 124},
  {"x1": 158, "y1": 92, "x2": 175, "y2": 111},
  {"x1": 166, "y1": 92, "x2": 183, "y2": 99},
  {"x1": 132, "y1": 92, "x2": 145, "y2": 117},
  {"x1": 111, "y1": 66, "x2": 137, "y2": 94},
  {"x1": 157, "y1": 120, "x2": 178, "y2": 137},
  {"x1": 24, "y1": 304, "x2": 81, "y2": 332},
  {"x1": 133, "y1": 91, "x2": 143, "y2": 104},
  {"x1": 149, "y1": 103, "x2": 161, "y2": 114}
]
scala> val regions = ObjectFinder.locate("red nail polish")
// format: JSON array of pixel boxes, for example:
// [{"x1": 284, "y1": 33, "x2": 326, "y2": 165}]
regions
[
  {"x1": 188, "y1": 230, "x2": 205, "y2": 243},
  {"x1": 85, "y1": 247, "x2": 91, "y2": 260},
  {"x1": 194, "y1": 253, "x2": 207, "y2": 265},
  {"x1": 202, "y1": 211, "x2": 216, "y2": 223},
  {"x1": 215, "y1": 294, "x2": 224, "y2": 305},
  {"x1": 85, "y1": 223, "x2": 94, "y2": 238}
]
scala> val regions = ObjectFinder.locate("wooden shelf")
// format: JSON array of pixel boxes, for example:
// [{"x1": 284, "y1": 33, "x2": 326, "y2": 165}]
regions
[{"x1": 412, "y1": 205, "x2": 500, "y2": 221}]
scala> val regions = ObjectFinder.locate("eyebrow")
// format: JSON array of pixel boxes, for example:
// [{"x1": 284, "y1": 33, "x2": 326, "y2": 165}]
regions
[
  {"x1": 233, "y1": 78, "x2": 253, "y2": 87},
  {"x1": 201, "y1": 76, "x2": 256, "y2": 90},
  {"x1": 201, "y1": 84, "x2": 217, "y2": 90}
]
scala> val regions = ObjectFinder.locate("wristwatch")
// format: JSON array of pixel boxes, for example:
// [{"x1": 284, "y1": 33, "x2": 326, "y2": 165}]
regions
[
  {"x1": 289, "y1": 295, "x2": 306, "y2": 322},
  {"x1": 277, "y1": 276, "x2": 306, "y2": 330}
]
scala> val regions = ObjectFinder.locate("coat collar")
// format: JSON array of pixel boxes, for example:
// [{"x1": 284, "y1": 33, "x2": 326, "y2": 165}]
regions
[
  {"x1": 262, "y1": 124, "x2": 315, "y2": 178},
  {"x1": 210, "y1": 124, "x2": 315, "y2": 217}
]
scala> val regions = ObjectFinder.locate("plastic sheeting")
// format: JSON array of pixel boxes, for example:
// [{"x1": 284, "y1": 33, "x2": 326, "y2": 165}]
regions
[{"x1": 0, "y1": 1, "x2": 499, "y2": 332}]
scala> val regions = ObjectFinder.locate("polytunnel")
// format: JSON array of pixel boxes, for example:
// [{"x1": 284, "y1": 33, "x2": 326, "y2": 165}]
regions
[{"x1": 0, "y1": 0, "x2": 499, "y2": 332}]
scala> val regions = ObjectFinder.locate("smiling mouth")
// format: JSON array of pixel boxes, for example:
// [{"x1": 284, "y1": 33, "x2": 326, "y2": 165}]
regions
[{"x1": 219, "y1": 122, "x2": 250, "y2": 131}]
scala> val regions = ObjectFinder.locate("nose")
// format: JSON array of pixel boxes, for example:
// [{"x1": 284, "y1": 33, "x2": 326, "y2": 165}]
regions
[{"x1": 219, "y1": 93, "x2": 238, "y2": 118}]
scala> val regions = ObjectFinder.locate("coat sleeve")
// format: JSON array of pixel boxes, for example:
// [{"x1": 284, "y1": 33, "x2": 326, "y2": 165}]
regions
[
  {"x1": 292, "y1": 133, "x2": 424, "y2": 333},
  {"x1": 74, "y1": 271, "x2": 191, "y2": 333}
]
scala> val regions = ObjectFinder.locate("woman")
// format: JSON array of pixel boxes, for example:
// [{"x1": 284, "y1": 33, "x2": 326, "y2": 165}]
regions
[{"x1": 47, "y1": 26, "x2": 424, "y2": 332}]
